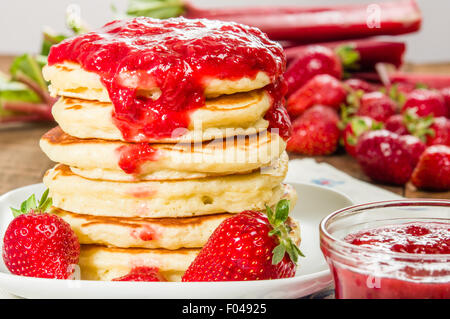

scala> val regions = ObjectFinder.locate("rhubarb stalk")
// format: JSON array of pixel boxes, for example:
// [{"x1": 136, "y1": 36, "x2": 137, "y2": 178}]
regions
[
  {"x1": 390, "y1": 73, "x2": 450, "y2": 90},
  {"x1": 127, "y1": 0, "x2": 422, "y2": 42},
  {"x1": 286, "y1": 40, "x2": 406, "y2": 71}
]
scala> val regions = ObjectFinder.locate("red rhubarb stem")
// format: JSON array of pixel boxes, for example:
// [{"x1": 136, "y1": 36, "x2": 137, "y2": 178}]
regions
[
  {"x1": 286, "y1": 40, "x2": 406, "y2": 70},
  {"x1": 184, "y1": 1, "x2": 335, "y2": 18},
  {"x1": 15, "y1": 74, "x2": 55, "y2": 105},
  {"x1": 390, "y1": 72, "x2": 450, "y2": 90},
  {"x1": 0, "y1": 113, "x2": 49, "y2": 124},
  {"x1": 185, "y1": 0, "x2": 421, "y2": 42},
  {"x1": 2, "y1": 101, "x2": 53, "y2": 120}
]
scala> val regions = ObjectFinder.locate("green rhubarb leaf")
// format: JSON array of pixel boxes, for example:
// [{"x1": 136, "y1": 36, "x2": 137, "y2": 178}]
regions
[
  {"x1": 0, "y1": 72, "x2": 41, "y2": 103},
  {"x1": 10, "y1": 54, "x2": 47, "y2": 91},
  {"x1": 126, "y1": 0, "x2": 185, "y2": 19},
  {"x1": 41, "y1": 28, "x2": 68, "y2": 56}
]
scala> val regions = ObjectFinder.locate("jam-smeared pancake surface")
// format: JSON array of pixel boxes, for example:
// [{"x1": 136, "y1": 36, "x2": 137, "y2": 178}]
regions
[
  {"x1": 45, "y1": 17, "x2": 290, "y2": 142},
  {"x1": 40, "y1": 127, "x2": 286, "y2": 181},
  {"x1": 49, "y1": 89, "x2": 274, "y2": 143}
]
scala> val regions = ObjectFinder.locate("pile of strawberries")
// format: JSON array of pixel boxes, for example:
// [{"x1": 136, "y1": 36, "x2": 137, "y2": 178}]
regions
[{"x1": 284, "y1": 46, "x2": 450, "y2": 191}]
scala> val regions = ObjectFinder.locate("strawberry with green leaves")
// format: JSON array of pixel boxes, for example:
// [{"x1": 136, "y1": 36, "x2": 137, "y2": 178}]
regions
[
  {"x1": 182, "y1": 200, "x2": 303, "y2": 282},
  {"x1": 341, "y1": 116, "x2": 383, "y2": 157},
  {"x1": 402, "y1": 89, "x2": 448, "y2": 118},
  {"x1": 356, "y1": 91, "x2": 397, "y2": 123},
  {"x1": 385, "y1": 109, "x2": 450, "y2": 146},
  {"x1": 2, "y1": 190, "x2": 80, "y2": 279}
]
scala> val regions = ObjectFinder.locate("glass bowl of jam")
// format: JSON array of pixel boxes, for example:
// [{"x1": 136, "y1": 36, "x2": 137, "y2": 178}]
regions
[{"x1": 320, "y1": 200, "x2": 450, "y2": 299}]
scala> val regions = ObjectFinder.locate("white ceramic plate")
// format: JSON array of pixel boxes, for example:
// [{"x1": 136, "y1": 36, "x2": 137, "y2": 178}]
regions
[{"x1": 0, "y1": 182, "x2": 352, "y2": 299}]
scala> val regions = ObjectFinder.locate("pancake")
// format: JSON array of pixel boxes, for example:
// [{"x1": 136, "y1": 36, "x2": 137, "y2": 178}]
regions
[
  {"x1": 40, "y1": 127, "x2": 286, "y2": 181},
  {"x1": 78, "y1": 216, "x2": 301, "y2": 281},
  {"x1": 51, "y1": 183, "x2": 298, "y2": 249},
  {"x1": 43, "y1": 154, "x2": 288, "y2": 218},
  {"x1": 43, "y1": 62, "x2": 272, "y2": 102},
  {"x1": 51, "y1": 89, "x2": 271, "y2": 143},
  {"x1": 79, "y1": 245, "x2": 199, "y2": 281}
]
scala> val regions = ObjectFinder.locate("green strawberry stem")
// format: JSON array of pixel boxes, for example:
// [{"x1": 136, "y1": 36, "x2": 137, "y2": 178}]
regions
[
  {"x1": 10, "y1": 189, "x2": 52, "y2": 217},
  {"x1": 335, "y1": 45, "x2": 361, "y2": 72},
  {"x1": 266, "y1": 199, "x2": 304, "y2": 265},
  {"x1": 402, "y1": 108, "x2": 435, "y2": 142}
]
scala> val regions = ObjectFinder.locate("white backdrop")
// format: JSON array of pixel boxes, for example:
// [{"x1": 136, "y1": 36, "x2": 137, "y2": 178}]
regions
[{"x1": 0, "y1": 0, "x2": 449, "y2": 63}]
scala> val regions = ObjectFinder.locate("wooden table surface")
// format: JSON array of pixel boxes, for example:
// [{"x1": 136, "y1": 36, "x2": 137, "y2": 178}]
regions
[{"x1": 0, "y1": 55, "x2": 449, "y2": 199}]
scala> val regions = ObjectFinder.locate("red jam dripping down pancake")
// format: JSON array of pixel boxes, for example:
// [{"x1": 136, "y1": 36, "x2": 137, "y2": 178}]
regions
[
  {"x1": 116, "y1": 143, "x2": 160, "y2": 174},
  {"x1": 48, "y1": 17, "x2": 289, "y2": 142}
]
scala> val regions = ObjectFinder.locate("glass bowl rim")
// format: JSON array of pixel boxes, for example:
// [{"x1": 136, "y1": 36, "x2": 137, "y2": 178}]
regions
[{"x1": 319, "y1": 199, "x2": 450, "y2": 260}]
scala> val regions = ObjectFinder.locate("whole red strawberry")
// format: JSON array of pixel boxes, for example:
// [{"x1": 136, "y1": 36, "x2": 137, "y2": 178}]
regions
[
  {"x1": 385, "y1": 109, "x2": 450, "y2": 146},
  {"x1": 355, "y1": 130, "x2": 425, "y2": 185},
  {"x1": 412, "y1": 145, "x2": 450, "y2": 191},
  {"x1": 341, "y1": 116, "x2": 383, "y2": 157},
  {"x1": 385, "y1": 114, "x2": 409, "y2": 135},
  {"x1": 402, "y1": 89, "x2": 448, "y2": 118},
  {"x1": 182, "y1": 200, "x2": 303, "y2": 282},
  {"x1": 2, "y1": 190, "x2": 80, "y2": 279},
  {"x1": 287, "y1": 74, "x2": 347, "y2": 117},
  {"x1": 112, "y1": 267, "x2": 165, "y2": 282},
  {"x1": 399, "y1": 134, "x2": 426, "y2": 167},
  {"x1": 287, "y1": 105, "x2": 340, "y2": 155},
  {"x1": 426, "y1": 117, "x2": 450, "y2": 146},
  {"x1": 285, "y1": 45, "x2": 342, "y2": 96},
  {"x1": 356, "y1": 92, "x2": 397, "y2": 122}
]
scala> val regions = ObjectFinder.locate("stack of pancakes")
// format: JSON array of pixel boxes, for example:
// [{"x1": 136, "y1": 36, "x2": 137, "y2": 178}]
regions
[{"x1": 40, "y1": 20, "x2": 299, "y2": 282}]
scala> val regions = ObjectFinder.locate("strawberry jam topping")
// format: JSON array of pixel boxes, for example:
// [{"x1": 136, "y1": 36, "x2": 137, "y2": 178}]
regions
[
  {"x1": 117, "y1": 143, "x2": 160, "y2": 174},
  {"x1": 345, "y1": 222, "x2": 450, "y2": 254},
  {"x1": 48, "y1": 17, "x2": 287, "y2": 142},
  {"x1": 328, "y1": 222, "x2": 450, "y2": 299}
]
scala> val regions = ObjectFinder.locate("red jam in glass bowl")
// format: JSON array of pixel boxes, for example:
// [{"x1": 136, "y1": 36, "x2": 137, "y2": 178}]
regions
[{"x1": 320, "y1": 200, "x2": 450, "y2": 299}]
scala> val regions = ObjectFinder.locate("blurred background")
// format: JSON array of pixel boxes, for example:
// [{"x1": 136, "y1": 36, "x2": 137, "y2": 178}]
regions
[{"x1": 0, "y1": 0, "x2": 449, "y2": 63}]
